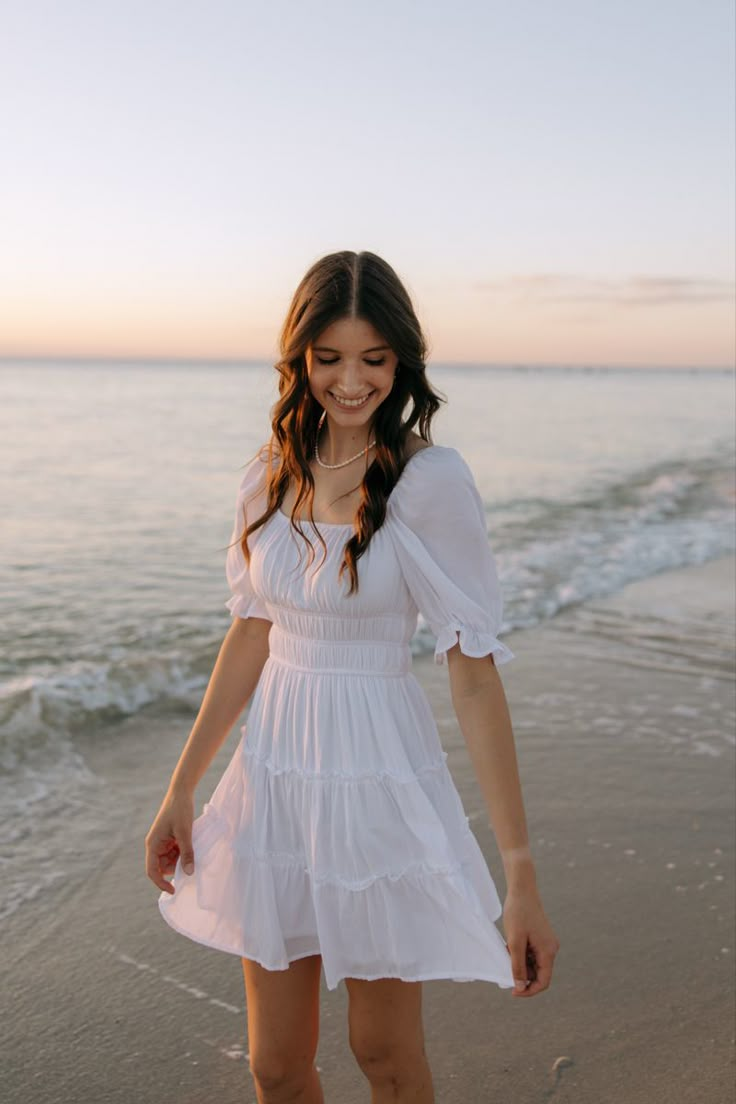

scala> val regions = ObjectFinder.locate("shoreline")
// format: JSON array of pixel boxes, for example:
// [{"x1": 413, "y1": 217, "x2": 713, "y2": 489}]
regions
[{"x1": 3, "y1": 555, "x2": 734, "y2": 1103}]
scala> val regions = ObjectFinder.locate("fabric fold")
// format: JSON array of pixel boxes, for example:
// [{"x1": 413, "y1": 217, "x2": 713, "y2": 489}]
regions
[{"x1": 158, "y1": 734, "x2": 515, "y2": 990}]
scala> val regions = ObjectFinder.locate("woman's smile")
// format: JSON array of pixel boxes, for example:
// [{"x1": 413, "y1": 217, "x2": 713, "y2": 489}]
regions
[{"x1": 327, "y1": 389, "x2": 376, "y2": 409}]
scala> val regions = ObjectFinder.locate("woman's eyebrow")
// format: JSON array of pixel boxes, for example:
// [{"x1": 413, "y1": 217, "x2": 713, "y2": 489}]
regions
[{"x1": 313, "y1": 345, "x2": 391, "y2": 354}]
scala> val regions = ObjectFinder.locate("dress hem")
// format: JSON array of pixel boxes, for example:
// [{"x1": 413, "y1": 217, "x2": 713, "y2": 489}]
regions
[
  {"x1": 158, "y1": 894, "x2": 322, "y2": 966},
  {"x1": 158, "y1": 895, "x2": 514, "y2": 992}
]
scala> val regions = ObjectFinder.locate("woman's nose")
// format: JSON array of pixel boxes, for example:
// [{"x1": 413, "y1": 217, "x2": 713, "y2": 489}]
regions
[{"x1": 335, "y1": 367, "x2": 367, "y2": 390}]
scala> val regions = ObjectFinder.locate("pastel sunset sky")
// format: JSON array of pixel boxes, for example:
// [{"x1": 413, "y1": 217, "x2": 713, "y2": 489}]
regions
[{"x1": 1, "y1": 0, "x2": 733, "y2": 367}]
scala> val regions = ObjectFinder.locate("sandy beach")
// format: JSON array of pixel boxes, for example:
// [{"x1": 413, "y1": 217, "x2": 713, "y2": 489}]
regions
[{"x1": 3, "y1": 556, "x2": 734, "y2": 1104}]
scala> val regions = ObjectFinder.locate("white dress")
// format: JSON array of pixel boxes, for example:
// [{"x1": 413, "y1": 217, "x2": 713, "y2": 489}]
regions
[{"x1": 158, "y1": 444, "x2": 516, "y2": 991}]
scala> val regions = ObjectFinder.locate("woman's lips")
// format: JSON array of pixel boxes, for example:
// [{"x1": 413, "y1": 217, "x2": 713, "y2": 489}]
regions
[{"x1": 328, "y1": 390, "x2": 376, "y2": 409}]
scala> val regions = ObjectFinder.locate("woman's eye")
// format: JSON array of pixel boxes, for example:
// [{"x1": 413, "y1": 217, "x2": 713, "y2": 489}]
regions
[{"x1": 316, "y1": 357, "x2": 386, "y2": 366}]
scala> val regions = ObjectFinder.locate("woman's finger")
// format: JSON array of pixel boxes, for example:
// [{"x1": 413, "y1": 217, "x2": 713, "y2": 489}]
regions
[
  {"x1": 158, "y1": 850, "x2": 178, "y2": 876},
  {"x1": 508, "y1": 937, "x2": 531, "y2": 994},
  {"x1": 146, "y1": 852, "x2": 175, "y2": 894},
  {"x1": 514, "y1": 942, "x2": 556, "y2": 997},
  {"x1": 145, "y1": 836, "x2": 177, "y2": 893}
]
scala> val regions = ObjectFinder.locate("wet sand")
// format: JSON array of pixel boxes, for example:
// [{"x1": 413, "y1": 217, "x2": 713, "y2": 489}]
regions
[{"x1": 2, "y1": 556, "x2": 734, "y2": 1103}]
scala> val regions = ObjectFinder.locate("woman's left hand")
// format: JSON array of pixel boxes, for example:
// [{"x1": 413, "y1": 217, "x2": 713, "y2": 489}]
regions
[{"x1": 502, "y1": 887, "x2": 560, "y2": 997}]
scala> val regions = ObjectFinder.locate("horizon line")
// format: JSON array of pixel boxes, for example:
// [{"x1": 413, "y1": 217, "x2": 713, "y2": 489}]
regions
[{"x1": 0, "y1": 354, "x2": 733, "y2": 373}]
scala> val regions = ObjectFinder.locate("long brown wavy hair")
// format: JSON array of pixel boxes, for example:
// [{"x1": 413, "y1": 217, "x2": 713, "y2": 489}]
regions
[{"x1": 233, "y1": 250, "x2": 446, "y2": 595}]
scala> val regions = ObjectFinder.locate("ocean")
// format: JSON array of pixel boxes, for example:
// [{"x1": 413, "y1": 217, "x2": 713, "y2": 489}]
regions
[{"x1": 1, "y1": 359, "x2": 734, "y2": 924}]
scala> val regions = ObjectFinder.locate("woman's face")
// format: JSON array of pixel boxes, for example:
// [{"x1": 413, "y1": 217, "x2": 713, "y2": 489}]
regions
[{"x1": 306, "y1": 316, "x2": 398, "y2": 429}]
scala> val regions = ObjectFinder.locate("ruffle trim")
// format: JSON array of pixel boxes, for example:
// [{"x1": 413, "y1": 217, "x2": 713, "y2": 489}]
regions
[
  {"x1": 158, "y1": 875, "x2": 514, "y2": 991},
  {"x1": 190, "y1": 800, "x2": 477, "y2": 892},
  {"x1": 433, "y1": 622, "x2": 516, "y2": 666},
  {"x1": 225, "y1": 592, "x2": 272, "y2": 620},
  {"x1": 241, "y1": 741, "x2": 449, "y2": 783}
]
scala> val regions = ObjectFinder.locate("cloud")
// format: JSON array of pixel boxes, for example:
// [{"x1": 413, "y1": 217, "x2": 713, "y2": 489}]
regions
[{"x1": 473, "y1": 274, "x2": 735, "y2": 307}]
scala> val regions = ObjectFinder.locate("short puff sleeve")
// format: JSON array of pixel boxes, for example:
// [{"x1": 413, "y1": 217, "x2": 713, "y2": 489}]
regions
[
  {"x1": 224, "y1": 453, "x2": 272, "y2": 622},
  {"x1": 387, "y1": 446, "x2": 515, "y2": 666}
]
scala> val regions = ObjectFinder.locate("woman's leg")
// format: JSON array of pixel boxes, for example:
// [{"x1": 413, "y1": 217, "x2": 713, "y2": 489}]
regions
[
  {"x1": 242, "y1": 954, "x2": 324, "y2": 1104},
  {"x1": 345, "y1": 976, "x2": 434, "y2": 1103}
]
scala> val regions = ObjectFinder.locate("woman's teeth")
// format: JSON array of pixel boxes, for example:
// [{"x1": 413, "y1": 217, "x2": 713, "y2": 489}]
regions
[{"x1": 329, "y1": 391, "x2": 375, "y2": 408}]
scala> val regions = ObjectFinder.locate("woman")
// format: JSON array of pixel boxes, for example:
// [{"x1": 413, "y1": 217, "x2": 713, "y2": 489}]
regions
[{"x1": 145, "y1": 250, "x2": 559, "y2": 1103}]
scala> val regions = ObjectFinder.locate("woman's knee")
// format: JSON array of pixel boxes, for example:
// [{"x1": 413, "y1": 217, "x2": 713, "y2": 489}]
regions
[
  {"x1": 242, "y1": 954, "x2": 322, "y2": 1094},
  {"x1": 248, "y1": 1026, "x2": 319, "y2": 1101},
  {"x1": 249, "y1": 1052, "x2": 316, "y2": 1101},
  {"x1": 346, "y1": 977, "x2": 427, "y2": 1081}
]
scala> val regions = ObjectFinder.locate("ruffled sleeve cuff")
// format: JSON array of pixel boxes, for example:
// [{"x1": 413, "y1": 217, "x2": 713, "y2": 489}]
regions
[
  {"x1": 433, "y1": 622, "x2": 516, "y2": 666},
  {"x1": 224, "y1": 452, "x2": 273, "y2": 623},
  {"x1": 225, "y1": 592, "x2": 272, "y2": 621}
]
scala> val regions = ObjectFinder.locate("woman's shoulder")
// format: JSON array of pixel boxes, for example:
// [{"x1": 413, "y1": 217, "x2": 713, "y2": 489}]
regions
[
  {"x1": 390, "y1": 438, "x2": 474, "y2": 520},
  {"x1": 401, "y1": 434, "x2": 465, "y2": 468},
  {"x1": 242, "y1": 443, "x2": 281, "y2": 477},
  {"x1": 235, "y1": 444, "x2": 277, "y2": 504},
  {"x1": 402, "y1": 436, "x2": 470, "y2": 478}
]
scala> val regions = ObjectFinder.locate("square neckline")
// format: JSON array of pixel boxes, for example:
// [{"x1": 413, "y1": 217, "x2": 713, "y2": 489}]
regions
[{"x1": 276, "y1": 444, "x2": 444, "y2": 529}]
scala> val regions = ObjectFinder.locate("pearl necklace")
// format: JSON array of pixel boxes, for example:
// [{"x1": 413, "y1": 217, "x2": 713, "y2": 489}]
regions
[{"x1": 313, "y1": 409, "x2": 376, "y2": 470}]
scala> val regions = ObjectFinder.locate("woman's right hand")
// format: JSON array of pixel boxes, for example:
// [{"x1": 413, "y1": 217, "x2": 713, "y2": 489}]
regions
[{"x1": 144, "y1": 788, "x2": 196, "y2": 895}]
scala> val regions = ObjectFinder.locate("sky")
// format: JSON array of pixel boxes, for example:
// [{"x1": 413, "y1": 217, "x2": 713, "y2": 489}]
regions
[{"x1": 0, "y1": 0, "x2": 733, "y2": 368}]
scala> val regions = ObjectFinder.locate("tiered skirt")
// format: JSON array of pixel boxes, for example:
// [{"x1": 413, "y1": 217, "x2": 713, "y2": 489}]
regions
[{"x1": 158, "y1": 635, "x2": 515, "y2": 992}]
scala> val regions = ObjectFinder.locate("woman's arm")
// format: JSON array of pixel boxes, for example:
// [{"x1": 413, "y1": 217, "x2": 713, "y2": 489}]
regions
[
  {"x1": 447, "y1": 644, "x2": 562, "y2": 998},
  {"x1": 166, "y1": 616, "x2": 271, "y2": 797},
  {"x1": 446, "y1": 646, "x2": 537, "y2": 894}
]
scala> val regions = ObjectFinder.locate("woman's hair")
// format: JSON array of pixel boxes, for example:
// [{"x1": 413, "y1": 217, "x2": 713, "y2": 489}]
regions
[{"x1": 234, "y1": 249, "x2": 446, "y2": 594}]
